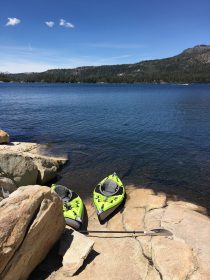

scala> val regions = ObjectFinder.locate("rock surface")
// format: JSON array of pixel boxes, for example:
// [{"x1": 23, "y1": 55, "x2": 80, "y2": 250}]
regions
[
  {"x1": 58, "y1": 228, "x2": 94, "y2": 277},
  {"x1": 0, "y1": 130, "x2": 10, "y2": 144},
  {"x1": 162, "y1": 203, "x2": 210, "y2": 279},
  {"x1": 32, "y1": 186, "x2": 210, "y2": 280},
  {"x1": 0, "y1": 177, "x2": 17, "y2": 198},
  {"x1": 0, "y1": 153, "x2": 38, "y2": 187},
  {"x1": 0, "y1": 185, "x2": 65, "y2": 280},
  {"x1": 0, "y1": 142, "x2": 68, "y2": 189}
]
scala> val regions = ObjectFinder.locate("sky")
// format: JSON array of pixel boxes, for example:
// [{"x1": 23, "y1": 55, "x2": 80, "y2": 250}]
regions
[{"x1": 0, "y1": 0, "x2": 210, "y2": 73}]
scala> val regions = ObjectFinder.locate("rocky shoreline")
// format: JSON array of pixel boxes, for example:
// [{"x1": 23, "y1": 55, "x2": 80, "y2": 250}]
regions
[
  {"x1": 30, "y1": 186, "x2": 210, "y2": 280},
  {"x1": 0, "y1": 130, "x2": 210, "y2": 280},
  {"x1": 0, "y1": 139, "x2": 67, "y2": 200}
]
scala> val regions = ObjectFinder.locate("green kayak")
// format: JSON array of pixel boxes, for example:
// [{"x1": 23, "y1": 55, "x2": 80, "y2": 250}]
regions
[
  {"x1": 93, "y1": 172, "x2": 125, "y2": 221},
  {"x1": 51, "y1": 184, "x2": 84, "y2": 229}
]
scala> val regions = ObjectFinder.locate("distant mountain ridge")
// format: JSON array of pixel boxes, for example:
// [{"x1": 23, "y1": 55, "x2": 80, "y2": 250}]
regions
[
  {"x1": 182, "y1": 44, "x2": 210, "y2": 56},
  {"x1": 1, "y1": 44, "x2": 210, "y2": 83}
]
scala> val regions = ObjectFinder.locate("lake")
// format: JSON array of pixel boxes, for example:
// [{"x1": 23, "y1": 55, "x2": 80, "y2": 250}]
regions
[{"x1": 1, "y1": 83, "x2": 210, "y2": 208}]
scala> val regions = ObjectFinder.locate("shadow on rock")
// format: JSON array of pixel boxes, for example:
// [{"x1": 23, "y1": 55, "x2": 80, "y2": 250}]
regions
[
  {"x1": 29, "y1": 241, "x2": 63, "y2": 280},
  {"x1": 74, "y1": 249, "x2": 100, "y2": 276}
]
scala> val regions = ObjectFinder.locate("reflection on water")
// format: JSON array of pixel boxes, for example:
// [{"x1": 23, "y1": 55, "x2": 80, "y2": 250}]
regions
[{"x1": 1, "y1": 83, "x2": 210, "y2": 210}]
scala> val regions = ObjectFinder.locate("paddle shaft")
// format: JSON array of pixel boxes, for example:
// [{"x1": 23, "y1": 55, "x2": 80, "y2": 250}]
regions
[{"x1": 79, "y1": 228, "x2": 172, "y2": 236}]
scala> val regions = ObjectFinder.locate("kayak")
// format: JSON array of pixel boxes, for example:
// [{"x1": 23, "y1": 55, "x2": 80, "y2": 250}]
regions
[
  {"x1": 93, "y1": 173, "x2": 125, "y2": 221},
  {"x1": 51, "y1": 184, "x2": 84, "y2": 229}
]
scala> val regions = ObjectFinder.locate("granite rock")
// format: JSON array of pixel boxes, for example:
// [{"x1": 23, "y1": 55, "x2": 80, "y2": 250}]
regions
[
  {"x1": 0, "y1": 130, "x2": 10, "y2": 144},
  {"x1": 0, "y1": 142, "x2": 68, "y2": 188},
  {"x1": 0, "y1": 185, "x2": 65, "y2": 280},
  {"x1": 32, "y1": 186, "x2": 210, "y2": 280}
]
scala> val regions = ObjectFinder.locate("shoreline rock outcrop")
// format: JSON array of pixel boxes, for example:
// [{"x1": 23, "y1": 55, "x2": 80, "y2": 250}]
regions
[
  {"x1": 0, "y1": 185, "x2": 65, "y2": 280},
  {"x1": 0, "y1": 142, "x2": 68, "y2": 196},
  {"x1": 34, "y1": 186, "x2": 210, "y2": 280}
]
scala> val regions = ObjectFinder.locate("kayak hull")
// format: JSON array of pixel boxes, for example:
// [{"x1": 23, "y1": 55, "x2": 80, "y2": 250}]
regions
[
  {"x1": 97, "y1": 204, "x2": 119, "y2": 221},
  {"x1": 65, "y1": 216, "x2": 83, "y2": 230}
]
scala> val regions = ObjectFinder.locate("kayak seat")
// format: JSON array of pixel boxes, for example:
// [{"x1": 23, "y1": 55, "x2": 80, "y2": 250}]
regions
[
  {"x1": 54, "y1": 185, "x2": 72, "y2": 202},
  {"x1": 100, "y1": 179, "x2": 119, "y2": 197}
]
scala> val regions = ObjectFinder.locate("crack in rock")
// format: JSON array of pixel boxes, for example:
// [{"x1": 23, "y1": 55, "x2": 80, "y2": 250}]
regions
[
  {"x1": 142, "y1": 207, "x2": 147, "y2": 229},
  {"x1": 151, "y1": 240, "x2": 163, "y2": 280},
  {"x1": 135, "y1": 236, "x2": 163, "y2": 280},
  {"x1": 121, "y1": 211, "x2": 127, "y2": 231},
  {"x1": 186, "y1": 250, "x2": 199, "y2": 280},
  {"x1": 134, "y1": 236, "x2": 150, "y2": 280}
]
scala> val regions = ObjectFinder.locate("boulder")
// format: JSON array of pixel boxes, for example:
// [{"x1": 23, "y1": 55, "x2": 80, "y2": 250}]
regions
[
  {"x1": 32, "y1": 156, "x2": 63, "y2": 184},
  {"x1": 0, "y1": 153, "x2": 38, "y2": 186},
  {"x1": 0, "y1": 142, "x2": 68, "y2": 188},
  {"x1": 0, "y1": 185, "x2": 65, "y2": 280},
  {"x1": 0, "y1": 130, "x2": 10, "y2": 144},
  {"x1": 58, "y1": 228, "x2": 95, "y2": 277}
]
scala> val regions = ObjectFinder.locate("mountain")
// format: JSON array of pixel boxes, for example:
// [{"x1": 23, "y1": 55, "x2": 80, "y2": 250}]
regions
[{"x1": 1, "y1": 45, "x2": 210, "y2": 83}]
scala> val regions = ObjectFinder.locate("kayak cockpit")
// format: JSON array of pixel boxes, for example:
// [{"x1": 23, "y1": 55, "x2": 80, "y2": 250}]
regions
[
  {"x1": 99, "y1": 179, "x2": 120, "y2": 196},
  {"x1": 93, "y1": 173, "x2": 125, "y2": 221}
]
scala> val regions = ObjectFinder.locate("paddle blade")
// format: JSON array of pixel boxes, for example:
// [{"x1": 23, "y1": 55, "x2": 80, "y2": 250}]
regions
[{"x1": 150, "y1": 228, "x2": 173, "y2": 236}]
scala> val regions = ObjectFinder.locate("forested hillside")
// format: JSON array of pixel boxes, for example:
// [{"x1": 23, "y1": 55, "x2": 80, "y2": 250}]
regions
[{"x1": 1, "y1": 45, "x2": 210, "y2": 83}]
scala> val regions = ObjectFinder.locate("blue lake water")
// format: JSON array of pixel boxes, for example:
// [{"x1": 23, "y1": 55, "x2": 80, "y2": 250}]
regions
[{"x1": 1, "y1": 83, "x2": 210, "y2": 207}]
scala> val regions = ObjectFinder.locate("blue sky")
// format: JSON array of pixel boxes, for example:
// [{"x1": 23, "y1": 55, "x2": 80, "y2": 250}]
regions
[{"x1": 0, "y1": 0, "x2": 210, "y2": 73}]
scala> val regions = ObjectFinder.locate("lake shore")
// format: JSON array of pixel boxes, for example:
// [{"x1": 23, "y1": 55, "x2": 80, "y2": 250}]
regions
[
  {"x1": 1, "y1": 134, "x2": 210, "y2": 279},
  {"x1": 1, "y1": 129, "x2": 210, "y2": 216},
  {"x1": 1, "y1": 83, "x2": 210, "y2": 208}
]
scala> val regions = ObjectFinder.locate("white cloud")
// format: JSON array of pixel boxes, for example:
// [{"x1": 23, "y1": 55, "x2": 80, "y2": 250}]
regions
[
  {"x1": 6, "y1": 17, "x2": 21, "y2": 26},
  {"x1": 59, "y1": 19, "x2": 74, "y2": 28},
  {"x1": 45, "y1": 21, "x2": 54, "y2": 28}
]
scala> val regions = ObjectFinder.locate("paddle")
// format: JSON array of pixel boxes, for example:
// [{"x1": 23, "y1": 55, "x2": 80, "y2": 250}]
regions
[{"x1": 79, "y1": 228, "x2": 173, "y2": 236}]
